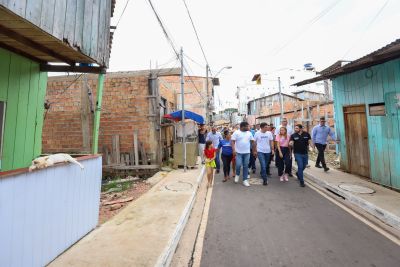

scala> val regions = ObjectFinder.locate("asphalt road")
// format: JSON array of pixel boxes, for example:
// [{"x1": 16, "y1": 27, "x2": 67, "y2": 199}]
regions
[{"x1": 201, "y1": 161, "x2": 400, "y2": 267}]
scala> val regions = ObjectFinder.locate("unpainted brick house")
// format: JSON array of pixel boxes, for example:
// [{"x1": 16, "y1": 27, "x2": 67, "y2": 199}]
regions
[{"x1": 43, "y1": 68, "x2": 211, "y2": 164}]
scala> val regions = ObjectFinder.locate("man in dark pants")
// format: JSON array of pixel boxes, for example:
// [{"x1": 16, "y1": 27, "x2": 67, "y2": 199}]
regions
[
  {"x1": 311, "y1": 117, "x2": 337, "y2": 172},
  {"x1": 290, "y1": 124, "x2": 313, "y2": 187},
  {"x1": 248, "y1": 125, "x2": 257, "y2": 174}
]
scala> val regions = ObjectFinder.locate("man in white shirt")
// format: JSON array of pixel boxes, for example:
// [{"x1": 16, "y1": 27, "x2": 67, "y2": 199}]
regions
[
  {"x1": 254, "y1": 122, "x2": 274, "y2": 185},
  {"x1": 206, "y1": 126, "x2": 223, "y2": 173},
  {"x1": 274, "y1": 117, "x2": 294, "y2": 176},
  {"x1": 231, "y1": 121, "x2": 255, "y2": 187}
]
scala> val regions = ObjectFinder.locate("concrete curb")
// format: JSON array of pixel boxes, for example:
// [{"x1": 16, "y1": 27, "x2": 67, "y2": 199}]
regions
[
  {"x1": 298, "y1": 166, "x2": 400, "y2": 231},
  {"x1": 155, "y1": 165, "x2": 206, "y2": 267}
]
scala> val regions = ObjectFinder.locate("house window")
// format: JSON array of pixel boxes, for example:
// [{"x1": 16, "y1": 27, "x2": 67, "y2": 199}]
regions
[
  {"x1": 0, "y1": 102, "x2": 5, "y2": 169},
  {"x1": 369, "y1": 103, "x2": 385, "y2": 116}
]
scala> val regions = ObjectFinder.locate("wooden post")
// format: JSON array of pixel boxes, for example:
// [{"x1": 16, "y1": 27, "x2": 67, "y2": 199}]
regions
[
  {"x1": 81, "y1": 74, "x2": 91, "y2": 153},
  {"x1": 133, "y1": 130, "x2": 139, "y2": 166},
  {"x1": 92, "y1": 73, "x2": 105, "y2": 154},
  {"x1": 112, "y1": 135, "x2": 120, "y2": 164},
  {"x1": 139, "y1": 141, "x2": 147, "y2": 165}
]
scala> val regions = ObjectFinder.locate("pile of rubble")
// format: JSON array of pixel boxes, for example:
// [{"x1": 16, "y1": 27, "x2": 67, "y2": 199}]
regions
[
  {"x1": 308, "y1": 150, "x2": 341, "y2": 169},
  {"x1": 99, "y1": 176, "x2": 151, "y2": 224}
]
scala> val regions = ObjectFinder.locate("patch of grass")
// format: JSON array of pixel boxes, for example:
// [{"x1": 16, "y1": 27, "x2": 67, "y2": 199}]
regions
[{"x1": 101, "y1": 180, "x2": 134, "y2": 193}]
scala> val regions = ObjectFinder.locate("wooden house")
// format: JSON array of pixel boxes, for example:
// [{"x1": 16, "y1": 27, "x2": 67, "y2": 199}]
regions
[
  {"x1": 0, "y1": 1, "x2": 113, "y2": 266},
  {"x1": 295, "y1": 38, "x2": 400, "y2": 190}
]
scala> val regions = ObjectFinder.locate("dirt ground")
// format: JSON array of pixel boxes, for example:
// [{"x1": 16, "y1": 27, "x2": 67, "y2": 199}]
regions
[
  {"x1": 308, "y1": 149, "x2": 340, "y2": 169},
  {"x1": 98, "y1": 179, "x2": 152, "y2": 225}
]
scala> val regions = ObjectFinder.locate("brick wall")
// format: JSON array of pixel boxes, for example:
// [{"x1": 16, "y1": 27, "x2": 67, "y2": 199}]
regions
[{"x1": 43, "y1": 69, "x2": 210, "y2": 162}]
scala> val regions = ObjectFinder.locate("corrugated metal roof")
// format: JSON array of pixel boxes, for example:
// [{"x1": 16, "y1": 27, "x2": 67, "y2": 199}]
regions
[
  {"x1": 248, "y1": 92, "x2": 303, "y2": 104},
  {"x1": 293, "y1": 38, "x2": 400, "y2": 86}
]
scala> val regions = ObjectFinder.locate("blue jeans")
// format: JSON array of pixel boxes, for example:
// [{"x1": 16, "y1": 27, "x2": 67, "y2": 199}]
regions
[
  {"x1": 294, "y1": 153, "x2": 308, "y2": 184},
  {"x1": 257, "y1": 152, "x2": 271, "y2": 181},
  {"x1": 235, "y1": 153, "x2": 250, "y2": 181},
  {"x1": 215, "y1": 149, "x2": 220, "y2": 170}
]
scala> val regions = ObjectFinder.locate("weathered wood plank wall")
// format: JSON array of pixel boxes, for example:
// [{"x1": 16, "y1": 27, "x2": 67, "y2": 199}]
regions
[
  {"x1": 332, "y1": 58, "x2": 400, "y2": 189},
  {"x1": 0, "y1": 0, "x2": 112, "y2": 66},
  {"x1": 0, "y1": 47, "x2": 47, "y2": 171}
]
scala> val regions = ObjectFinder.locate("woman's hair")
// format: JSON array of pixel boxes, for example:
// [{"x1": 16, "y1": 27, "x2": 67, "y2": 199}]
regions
[
  {"x1": 205, "y1": 140, "x2": 213, "y2": 149},
  {"x1": 223, "y1": 130, "x2": 230, "y2": 137},
  {"x1": 279, "y1": 126, "x2": 287, "y2": 138}
]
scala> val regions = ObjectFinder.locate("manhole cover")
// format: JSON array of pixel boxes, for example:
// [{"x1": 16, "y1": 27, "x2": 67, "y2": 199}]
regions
[
  {"x1": 248, "y1": 178, "x2": 263, "y2": 185},
  {"x1": 338, "y1": 183, "x2": 375, "y2": 194},
  {"x1": 165, "y1": 181, "x2": 193, "y2": 192}
]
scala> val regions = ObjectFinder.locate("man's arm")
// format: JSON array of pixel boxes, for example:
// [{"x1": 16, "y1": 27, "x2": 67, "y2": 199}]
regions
[
  {"x1": 329, "y1": 127, "x2": 337, "y2": 142},
  {"x1": 251, "y1": 140, "x2": 256, "y2": 156},
  {"x1": 311, "y1": 126, "x2": 317, "y2": 144},
  {"x1": 231, "y1": 140, "x2": 236, "y2": 156},
  {"x1": 270, "y1": 140, "x2": 275, "y2": 154}
]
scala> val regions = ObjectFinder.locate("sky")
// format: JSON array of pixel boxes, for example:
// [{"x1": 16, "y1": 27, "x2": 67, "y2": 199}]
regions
[{"x1": 109, "y1": 0, "x2": 400, "y2": 109}]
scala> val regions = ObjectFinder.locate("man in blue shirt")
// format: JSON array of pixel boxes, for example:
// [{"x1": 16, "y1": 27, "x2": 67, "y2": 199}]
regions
[{"x1": 311, "y1": 117, "x2": 337, "y2": 172}]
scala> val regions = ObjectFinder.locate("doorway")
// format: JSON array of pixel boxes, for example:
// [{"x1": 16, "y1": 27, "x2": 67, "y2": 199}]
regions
[{"x1": 343, "y1": 105, "x2": 370, "y2": 178}]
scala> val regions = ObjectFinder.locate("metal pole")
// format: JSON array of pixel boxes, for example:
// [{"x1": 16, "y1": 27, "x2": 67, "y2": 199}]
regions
[
  {"x1": 180, "y1": 47, "x2": 187, "y2": 172},
  {"x1": 206, "y1": 64, "x2": 209, "y2": 124},
  {"x1": 92, "y1": 73, "x2": 105, "y2": 154},
  {"x1": 278, "y1": 76, "x2": 284, "y2": 118}
]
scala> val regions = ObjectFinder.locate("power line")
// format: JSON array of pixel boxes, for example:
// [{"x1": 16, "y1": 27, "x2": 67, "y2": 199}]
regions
[
  {"x1": 342, "y1": 0, "x2": 390, "y2": 58},
  {"x1": 271, "y1": 0, "x2": 343, "y2": 56},
  {"x1": 184, "y1": 54, "x2": 205, "y2": 69},
  {"x1": 146, "y1": 0, "x2": 205, "y2": 100},
  {"x1": 147, "y1": 0, "x2": 180, "y2": 59},
  {"x1": 183, "y1": 58, "x2": 207, "y2": 100},
  {"x1": 115, "y1": 0, "x2": 132, "y2": 30},
  {"x1": 182, "y1": 0, "x2": 211, "y2": 72}
]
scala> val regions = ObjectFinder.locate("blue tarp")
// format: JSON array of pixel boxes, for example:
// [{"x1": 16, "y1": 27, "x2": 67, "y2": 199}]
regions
[{"x1": 164, "y1": 110, "x2": 205, "y2": 124}]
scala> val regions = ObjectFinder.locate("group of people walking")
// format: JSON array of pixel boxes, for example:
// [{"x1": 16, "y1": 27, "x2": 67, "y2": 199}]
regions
[{"x1": 198, "y1": 117, "x2": 337, "y2": 188}]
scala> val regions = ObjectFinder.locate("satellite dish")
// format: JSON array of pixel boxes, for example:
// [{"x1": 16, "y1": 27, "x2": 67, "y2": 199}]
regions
[{"x1": 304, "y1": 63, "x2": 314, "y2": 71}]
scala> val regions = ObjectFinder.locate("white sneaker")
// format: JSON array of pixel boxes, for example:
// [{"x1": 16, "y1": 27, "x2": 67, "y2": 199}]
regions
[
  {"x1": 234, "y1": 175, "x2": 240, "y2": 183},
  {"x1": 243, "y1": 180, "x2": 250, "y2": 187}
]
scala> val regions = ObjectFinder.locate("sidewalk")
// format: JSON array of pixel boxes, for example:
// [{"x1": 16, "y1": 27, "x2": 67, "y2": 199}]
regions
[
  {"x1": 50, "y1": 166, "x2": 205, "y2": 267},
  {"x1": 301, "y1": 160, "x2": 400, "y2": 231}
]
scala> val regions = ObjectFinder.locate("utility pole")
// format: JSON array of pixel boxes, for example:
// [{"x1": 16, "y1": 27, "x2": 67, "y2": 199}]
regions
[
  {"x1": 180, "y1": 47, "x2": 187, "y2": 172},
  {"x1": 206, "y1": 64, "x2": 209, "y2": 124},
  {"x1": 278, "y1": 76, "x2": 284, "y2": 118}
]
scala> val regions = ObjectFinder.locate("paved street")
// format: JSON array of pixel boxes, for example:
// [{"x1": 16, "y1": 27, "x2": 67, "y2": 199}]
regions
[{"x1": 201, "y1": 162, "x2": 400, "y2": 267}]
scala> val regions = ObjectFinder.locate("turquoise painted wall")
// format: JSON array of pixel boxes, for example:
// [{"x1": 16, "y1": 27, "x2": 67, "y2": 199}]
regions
[
  {"x1": 0, "y1": 47, "x2": 47, "y2": 171},
  {"x1": 333, "y1": 58, "x2": 400, "y2": 189}
]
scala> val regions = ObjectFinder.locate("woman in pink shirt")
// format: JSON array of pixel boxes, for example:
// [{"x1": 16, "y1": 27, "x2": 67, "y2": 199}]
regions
[{"x1": 275, "y1": 126, "x2": 291, "y2": 182}]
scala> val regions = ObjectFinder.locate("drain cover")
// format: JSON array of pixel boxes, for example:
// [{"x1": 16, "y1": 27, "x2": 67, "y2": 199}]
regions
[
  {"x1": 165, "y1": 181, "x2": 193, "y2": 192},
  {"x1": 248, "y1": 178, "x2": 263, "y2": 185},
  {"x1": 338, "y1": 183, "x2": 375, "y2": 194}
]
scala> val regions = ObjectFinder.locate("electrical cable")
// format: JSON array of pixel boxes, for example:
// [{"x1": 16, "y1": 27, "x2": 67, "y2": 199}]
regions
[
  {"x1": 184, "y1": 54, "x2": 205, "y2": 69},
  {"x1": 115, "y1": 0, "x2": 132, "y2": 30},
  {"x1": 146, "y1": 0, "x2": 206, "y2": 100},
  {"x1": 271, "y1": 0, "x2": 343, "y2": 56},
  {"x1": 182, "y1": 0, "x2": 211, "y2": 74},
  {"x1": 342, "y1": 0, "x2": 390, "y2": 58},
  {"x1": 147, "y1": 0, "x2": 180, "y2": 59},
  {"x1": 183, "y1": 58, "x2": 207, "y2": 100}
]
